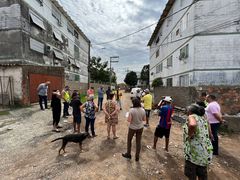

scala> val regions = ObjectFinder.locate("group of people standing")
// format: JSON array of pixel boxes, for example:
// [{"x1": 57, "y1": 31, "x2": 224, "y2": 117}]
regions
[
  {"x1": 38, "y1": 81, "x2": 223, "y2": 179},
  {"x1": 122, "y1": 89, "x2": 223, "y2": 179}
]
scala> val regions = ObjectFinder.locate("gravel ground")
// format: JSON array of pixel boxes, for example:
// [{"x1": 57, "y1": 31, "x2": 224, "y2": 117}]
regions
[{"x1": 0, "y1": 93, "x2": 239, "y2": 180}]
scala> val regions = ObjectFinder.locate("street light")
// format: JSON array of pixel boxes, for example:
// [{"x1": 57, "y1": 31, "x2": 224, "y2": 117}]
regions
[{"x1": 109, "y1": 56, "x2": 119, "y2": 87}]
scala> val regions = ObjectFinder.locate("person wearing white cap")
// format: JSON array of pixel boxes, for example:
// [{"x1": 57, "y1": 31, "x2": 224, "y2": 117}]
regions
[
  {"x1": 150, "y1": 96, "x2": 173, "y2": 152},
  {"x1": 141, "y1": 89, "x2": 152, "y2": 127}
]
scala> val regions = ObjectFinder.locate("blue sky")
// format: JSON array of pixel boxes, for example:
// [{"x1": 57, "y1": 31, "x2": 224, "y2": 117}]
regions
[{"x1": 58, "y1": 0, "x2": 167, "y2": 83}]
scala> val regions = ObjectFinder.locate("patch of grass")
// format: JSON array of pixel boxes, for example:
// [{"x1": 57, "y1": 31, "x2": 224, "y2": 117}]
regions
[{"x1": 0, "y1": 111, "x2": 10, "y2": 116}]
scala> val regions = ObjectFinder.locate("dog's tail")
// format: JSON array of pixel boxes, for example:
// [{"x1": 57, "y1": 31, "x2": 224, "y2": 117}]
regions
[{"x1": 51, "y1": 137, "x2": 63, "y2": 142}]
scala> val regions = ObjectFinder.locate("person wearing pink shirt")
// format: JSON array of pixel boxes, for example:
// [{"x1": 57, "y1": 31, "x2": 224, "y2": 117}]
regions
[
  {"x1": 87, "y1": 87, "x2": 94, "y2": 98},
  {"x1": 205, "y1": 94, "x2": 223, "y2": 155}
]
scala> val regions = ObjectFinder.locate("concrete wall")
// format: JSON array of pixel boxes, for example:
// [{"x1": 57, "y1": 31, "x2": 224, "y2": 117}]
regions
[
  {"x1": 154, "y1": 86, "x2": 240, "y2": 115},
  {"x1": 223, "y1": 116, "x2": 240, "y2": 132},
  {"x1": 0, "y1": 2, "x2": 23, "y2": 61},
  {"x1": 154, "y1": 86, "x2": 198, "y2": 108},
  {"x1": 23, "y1": 0, "x2": 89, "y2": 83},
  {"x1": 65, "y1": 80, "x2": 88, "y2": 95},
  {"x1": 0, "y1": 0, "x2": 89, "y2": 85},
  {"x1": 0, "y1": 66, "x2": 22, "y2": 102}
]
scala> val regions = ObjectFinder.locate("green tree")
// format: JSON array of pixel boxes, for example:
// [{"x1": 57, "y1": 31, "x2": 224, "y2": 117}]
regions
[
  {"x1": 124, "y1": 71, "x2": 137, "y2": 87},
  {"x1": 140, "y1": 64, "x2": 149, "y2": 85},
  {"x1": 152, "y1": 77, "x2": 163, "y2": 87},
  {"x1": 89, "y1": 56, "x2": 116, "y2": 84}
]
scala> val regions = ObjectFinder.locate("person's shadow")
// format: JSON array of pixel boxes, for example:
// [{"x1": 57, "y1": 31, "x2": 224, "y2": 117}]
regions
[{"x1": 96, "y1": 139, "x2": 117, "y2": 161}]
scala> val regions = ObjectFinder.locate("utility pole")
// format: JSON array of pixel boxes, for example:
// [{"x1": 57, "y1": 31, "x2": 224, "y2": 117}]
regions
[{"x1": 109, "y1": 56, "x2": 119, "y2": 88}]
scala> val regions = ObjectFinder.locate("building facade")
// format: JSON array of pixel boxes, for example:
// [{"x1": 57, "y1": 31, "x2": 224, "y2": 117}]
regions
[
  {"x1": 0, "y1": 0, "x2": 90, "y2": 90},
  {"x1": 148, "y1": 0, "x2": 240, "y2": 87}
]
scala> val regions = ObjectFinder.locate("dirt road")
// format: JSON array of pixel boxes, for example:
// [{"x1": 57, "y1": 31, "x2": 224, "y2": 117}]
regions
[{"x1": 0, "y1": 93, "x2": 239, "y2": 179}]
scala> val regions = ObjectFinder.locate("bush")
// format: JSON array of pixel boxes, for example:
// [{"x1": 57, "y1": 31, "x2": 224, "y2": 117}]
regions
[{"x1": 152, "y1": 77, "x2": 163, "y2": 87}]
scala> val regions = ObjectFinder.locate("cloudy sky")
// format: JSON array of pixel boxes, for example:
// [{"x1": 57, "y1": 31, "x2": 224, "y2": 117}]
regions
[{"x1": 58, "y1": 0, "x2": 167, "y2": 83}]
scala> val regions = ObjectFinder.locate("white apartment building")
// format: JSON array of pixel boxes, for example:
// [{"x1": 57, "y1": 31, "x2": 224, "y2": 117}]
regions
[{"x1": 148, "y1": 0, "x2": 240, "y2": 87}]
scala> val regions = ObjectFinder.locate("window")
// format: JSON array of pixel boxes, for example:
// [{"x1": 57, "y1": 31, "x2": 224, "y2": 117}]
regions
[
  {"x1": 156, "y1": 49, "x2": 159, "y2": 58},
  {"x1": 156, "y1": 63, "x2": 163, "y2": 74},
  {"x1": 167, "y1": 56, "x2": 173, "y2": 67},
  {"x1": 74, "y1": 30, "x2": 79, "y2": 39},
  {"x1": 67, "y1": 23, "x2": 74, "y2": 35},
  {"x1": 36, "y1": 0, "x2": 43, "y2": 6},
  {"x1": 179, "y1": 74, "x2": 189, "y2": 87},
  {"x1": 52, "y1": 6, "x2": 61, "y2": 26},
  {"x1": 74, "y1": 45, "x2": 80, "y2": 59},
  {"x1": 179, "y1": 44, "x2": 189, "y2": 60},
  {"x1": 166, "y1": 78, "x2": 173, "y2": 87},
  {"x1": 176, "y1": 29, "x2": 180, "y2": 36}
]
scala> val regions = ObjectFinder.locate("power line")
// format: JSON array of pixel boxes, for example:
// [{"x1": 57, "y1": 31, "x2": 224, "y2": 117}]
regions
[
  {"x1": 148, "y1": 0, "x2": 239, "y2": 60},
  {"x1": 92, "y1": 0, "x2": 202, "y2": 45},
  {"x1": 150, "y1": 18, "x2": 240, "y2": 70}
]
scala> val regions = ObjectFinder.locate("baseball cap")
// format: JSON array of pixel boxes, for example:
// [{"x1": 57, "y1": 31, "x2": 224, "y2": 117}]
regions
[
  {"x1": 144, "y1": 89, "x2": 149, "y2": 93},
  {"x1": 163, "y1": 96, "x2": 172, "y2": 102}
]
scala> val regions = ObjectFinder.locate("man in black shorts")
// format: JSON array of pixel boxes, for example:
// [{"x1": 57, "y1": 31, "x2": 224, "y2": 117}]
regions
[{"x1": 152, "y1": 97, "x2": 173, "y2": 151}]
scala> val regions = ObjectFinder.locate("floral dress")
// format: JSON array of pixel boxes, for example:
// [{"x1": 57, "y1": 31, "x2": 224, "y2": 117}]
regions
[
  {"x1": 104, "y1": 100, "x2": 118, "y2": 125},
  {"x1": 183, "y1": 114, "x2": 213, "y2": 166}
]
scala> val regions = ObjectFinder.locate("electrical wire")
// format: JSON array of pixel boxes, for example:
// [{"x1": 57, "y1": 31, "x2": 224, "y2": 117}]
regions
[
  {"x1": 150, "y1": 18, "x2": 240, "y2": 70},
  {"x1": 92, "y1": 0, "x2": 202, "y2": 45}
]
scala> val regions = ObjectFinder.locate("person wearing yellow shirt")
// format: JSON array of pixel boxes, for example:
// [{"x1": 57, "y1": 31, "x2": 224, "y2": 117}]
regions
[
  {"x1": 62, "y1": 86, "x2": 71, "y2": 118},
  {"x1": 141, "y1": 89, "x2": 152, "y2": 127}
]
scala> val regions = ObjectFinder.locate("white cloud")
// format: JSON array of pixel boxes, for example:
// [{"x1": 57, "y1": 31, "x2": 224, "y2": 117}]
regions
[{"x1": 58, "y1": 0, "x2": 167, "y2": 83}]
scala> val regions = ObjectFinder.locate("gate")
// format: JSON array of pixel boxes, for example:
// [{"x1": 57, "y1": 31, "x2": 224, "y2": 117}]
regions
[
  {"x1": 29, "y1": 74, "x2": 63, "y2": 103},
  {"x1": 0, "y1": 76, "x2": 14, "y2": 107}
]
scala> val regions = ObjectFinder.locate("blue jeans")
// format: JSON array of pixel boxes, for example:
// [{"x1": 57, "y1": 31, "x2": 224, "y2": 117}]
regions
[
  {"x1": 39, "y1": 95, "x2": 48, "y2": 110},
  {"x1": 85, "y1": 117, "x2": 95, "y2": 136},
  {"x1": 63, "y1": 102, "x2": 69, "y2": 116},
  {"x1": 210, "y1": 123, "x2": 220, "y2": 155},
  {"x1": 98, "y1": 97, "x2": 103, "y2": 110}
]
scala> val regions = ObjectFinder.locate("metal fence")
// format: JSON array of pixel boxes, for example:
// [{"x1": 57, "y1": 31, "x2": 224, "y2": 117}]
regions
[{"x1": 0, "y1": 76, "x2": 14, "y2": 107}]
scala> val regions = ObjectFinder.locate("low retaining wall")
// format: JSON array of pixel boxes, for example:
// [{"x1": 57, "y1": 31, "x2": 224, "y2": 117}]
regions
[
  {"x1": 223, "y1": 115, "x2": 240, "y2": 132},
  {"x1": 154, "y1": 86, "x2": 240, "y2": 115}
]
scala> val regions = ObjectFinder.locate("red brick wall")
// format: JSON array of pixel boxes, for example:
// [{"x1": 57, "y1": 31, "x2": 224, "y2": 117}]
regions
[{"x1": 198, "y1": 86, "x2": 240, "y2": 115}]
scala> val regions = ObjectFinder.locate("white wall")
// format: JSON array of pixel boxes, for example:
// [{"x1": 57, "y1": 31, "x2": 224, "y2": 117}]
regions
[
  {"x1": 150, "y1": 0, "x2": 195, "y2": 86},
  {"x1": 149, "y1": 0, "x2": 240, "y2": 86},
  {"x1": 0, "y1": 67, "x2": 23, "y2": 100}
]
